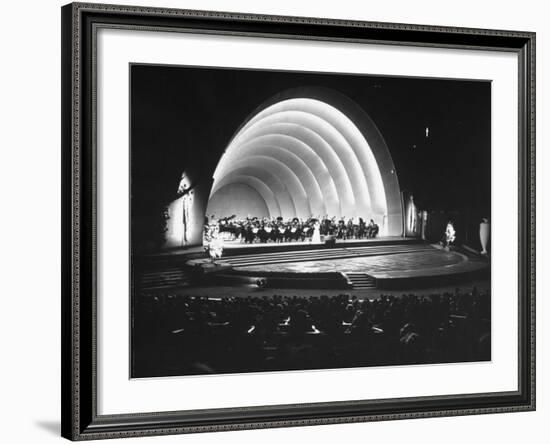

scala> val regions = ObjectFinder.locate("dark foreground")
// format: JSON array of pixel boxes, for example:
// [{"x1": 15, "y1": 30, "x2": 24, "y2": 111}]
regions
[{"x1": 132, "y1": 286, "x2": 491, "y2": 378}]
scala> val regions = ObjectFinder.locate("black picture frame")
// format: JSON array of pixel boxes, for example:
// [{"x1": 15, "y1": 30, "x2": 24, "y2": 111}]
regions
[{"x1": 61, "y1": 2, "x2": 536, "y2": 440}]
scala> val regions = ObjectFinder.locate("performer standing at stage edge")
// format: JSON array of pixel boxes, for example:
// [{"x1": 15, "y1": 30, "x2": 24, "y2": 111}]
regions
[
  {"x1": 444, "y1": 220, "x2": 456, "y2": 250},
  {"x1": 312, "y1": 220, "x2": 321, "y2": 243}
]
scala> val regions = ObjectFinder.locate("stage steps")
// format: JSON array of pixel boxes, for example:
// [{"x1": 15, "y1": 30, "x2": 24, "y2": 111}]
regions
[
  {"x1": 344, "y1": 273, "x2": 377, "y2": 290},
  {"x1": 218, "y1": 243, "x2": 435, "y2": 268},
  {"x1": 139, "y1": 267, "x2": 193, "y2": 291}
]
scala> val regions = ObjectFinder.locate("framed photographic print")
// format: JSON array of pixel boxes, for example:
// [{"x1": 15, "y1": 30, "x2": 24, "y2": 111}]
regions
[{"x1": 61, "y1": 2, "x2": 536, "y2": 440}]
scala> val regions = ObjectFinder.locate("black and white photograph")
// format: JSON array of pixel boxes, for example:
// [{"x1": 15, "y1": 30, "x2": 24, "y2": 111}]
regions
[{"x1": 130, "y1": 64, "x2": 492, "y2": 378}]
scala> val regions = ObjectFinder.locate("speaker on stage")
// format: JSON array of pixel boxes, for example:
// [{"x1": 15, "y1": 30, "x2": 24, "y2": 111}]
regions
[{"x1": 324, "y1": 235, "x2": 336, "y2": 247}]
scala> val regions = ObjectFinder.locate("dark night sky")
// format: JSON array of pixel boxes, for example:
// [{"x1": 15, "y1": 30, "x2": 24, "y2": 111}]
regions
[{"x1": 131, "y1": 64, "x2": 491, "y2": 228}]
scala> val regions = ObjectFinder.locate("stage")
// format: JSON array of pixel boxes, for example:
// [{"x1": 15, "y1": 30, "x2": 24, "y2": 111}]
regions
[{"x1": 184, "y1": 237, "x2": 490, "y2": 291}]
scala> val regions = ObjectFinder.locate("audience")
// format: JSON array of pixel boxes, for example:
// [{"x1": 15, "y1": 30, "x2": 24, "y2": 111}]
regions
[{"x1": 133, "y1": 287, "x2": 490, "y2": 377}]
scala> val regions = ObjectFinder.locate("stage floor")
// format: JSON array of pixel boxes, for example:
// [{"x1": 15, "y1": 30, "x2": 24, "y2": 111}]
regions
[
  {"x1": 236, "y1": 248, "x2": 487, "y2": 279},
  {"x1": 188, "y1": 240, "x2": 489, "y2": 290},
  {"x1": 142, "y1": 238, "x2": 489, "y2": 292}
]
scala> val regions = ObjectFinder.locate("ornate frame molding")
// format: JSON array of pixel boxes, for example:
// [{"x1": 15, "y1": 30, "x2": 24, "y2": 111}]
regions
[{"x1": 61, "y1": 2, "x2": 535, "y2": 440}]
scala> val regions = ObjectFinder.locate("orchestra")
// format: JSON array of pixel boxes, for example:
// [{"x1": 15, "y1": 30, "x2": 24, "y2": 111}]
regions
[{"x1": 205, "y1": 215, "x2": 380, "y2": 244}]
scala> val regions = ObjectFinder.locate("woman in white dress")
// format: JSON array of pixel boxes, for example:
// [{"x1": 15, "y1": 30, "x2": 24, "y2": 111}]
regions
[{"x1": 312, "y1": 221, "x2": 321, "y2": 243}]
